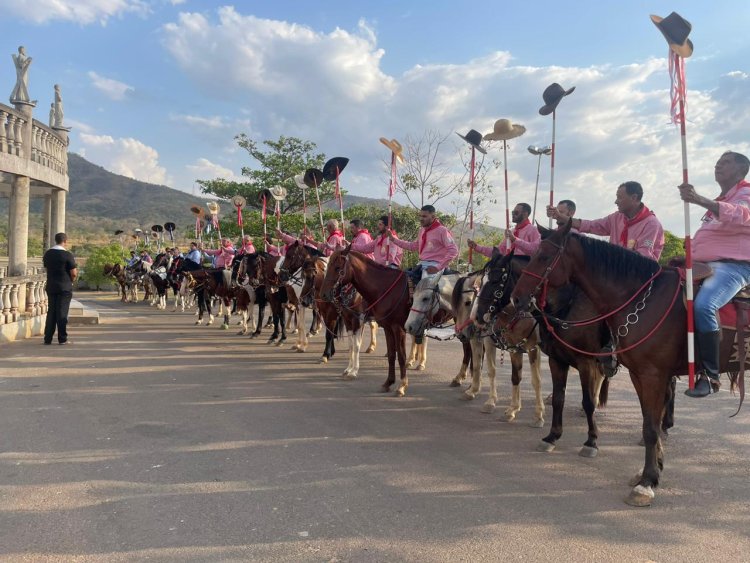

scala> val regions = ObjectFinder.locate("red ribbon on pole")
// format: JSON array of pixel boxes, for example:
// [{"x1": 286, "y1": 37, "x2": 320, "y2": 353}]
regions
[
  {"x1": 468, "y1": 146, "x2": 475, "y2": 266},
  {"x1": 236, "y1": 204, "x2": 243, "y2": 227}
]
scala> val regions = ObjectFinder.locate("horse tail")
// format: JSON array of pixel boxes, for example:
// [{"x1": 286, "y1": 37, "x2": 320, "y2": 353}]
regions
[
  {"x1": 336, "y1": 316, "x2": 345, "y2": 339},
  {"x1": 598, "y1": 376, "x2": 609, "y2": 408}
]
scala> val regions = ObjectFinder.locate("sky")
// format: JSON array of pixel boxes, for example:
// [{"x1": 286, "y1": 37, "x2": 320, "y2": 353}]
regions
[{"x1": 1, "y1": 0, "x2": 748, "y2": 234}]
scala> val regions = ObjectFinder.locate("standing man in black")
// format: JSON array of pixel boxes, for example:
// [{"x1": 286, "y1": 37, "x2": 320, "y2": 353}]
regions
[{"x1": 43, "y1": 232, "x2": 78, "y2": 345}]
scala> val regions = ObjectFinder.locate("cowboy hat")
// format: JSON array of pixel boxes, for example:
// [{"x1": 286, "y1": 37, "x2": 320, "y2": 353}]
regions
[
  {"x1": 650, "y1": 12, "x2": 693, "y2": 58},
  {"x1": 456, "y1": 129, "x2": 487, "y2": 154},
  {"x1": 379, "y1": 137, "x2": 405, "y2": 164},
  {"x1": 231, "y1": 195, "x2": 246, "y2": 209},
  {"x1": 206, "y1": 201, "x2": 220, "y2": 214},
  {"x1": 294, "y1": 173, "x2": 308, "y2": 190},
  {"x1": 303, "y1": 168, "x2": 325, "y2": 188},
  {"x1": 190, "y1": 205, "x2": 205, "y2": 219},
  {"x1": 114, "y1": 229, "x2": 124, "y2": 236},
  {"x1": 164, "y1": 222, "x2": 176, "y2": 232},
  {"x1": 322, "y1": 157, "x2": 350, "y2": 182},
  {"x1": 151, "y1": 224, "x2": 164, "y2": 233},
  {"x1": 269, "y1": 185, "x2": 287, "y2": 200},
  {"x1": 483, "y1": 119, "x2": 526, "y2": 141},
  {"x1": 539, "y1": 83, "x2": 576, "y2": 116}
]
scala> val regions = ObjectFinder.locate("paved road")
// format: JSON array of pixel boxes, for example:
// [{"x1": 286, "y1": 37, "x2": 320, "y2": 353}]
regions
[{"x1": 0, "y1": 294, "x2": 749, "y2": 562}]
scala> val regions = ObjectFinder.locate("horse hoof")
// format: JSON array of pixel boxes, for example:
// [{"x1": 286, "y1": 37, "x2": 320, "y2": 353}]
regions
[
  {"x1": 449, "y1": 379, "x2": 462, "y2": 388},
  {"x1": 504, "y1": 415, "x2": 517, "y2": 423},
  {"x1": 249, "y1": 333, "x2": 258, "y2": 339},
  {"x1": 236, "y1": 330, "x2": 246, "y2": 336},
  {"x1": 628, "y1": 471, "x2": 644, "y2": 487},
  {"x1": 342, "y1": 373, "x2": 357, "y2": 381},
  {"x1": 319, "y1": 357, "x2": 328, "y2": 364},
  {"x1": 379, "y1": 385, "x2": 391, "y2": 393},
  {"x1": 529, "y1": 418, "x2": 545, "y2": 429},
  {"x1": 406, "y1": 361, "x2": 415, "y2": 369},
  {"x1": 296, "y1": 347, "x2": 306, "y2": 353},
  {"x1": 194, "y1": 321, "x2": 200, "y2": 326},
  {"x1": 221, "y1": 324, "x2": 229, "y2": 330},
  {"x1": 275, "y1": 341, "x2": 284, "y2": 348},
  {"x1": 624, "y1": 485, "x2": 654, "y2": 507},
  {"x1": 579, "y1": 446, "x2": 598, "y2": 458},
  {"x1": 479, "y1": 403, "x2": 496, "y2": 414},
  {"x1": 394, "y1": 388, "x2": 406, "y2": 397},
  {"x1": 460, "y1": 392, "x2": 475, "y2": 401},
  {"x1": 537, "y1": 440, "x2": 555, "y2": 453},
  {"x1": 365, "y1": 346, "x2": 375, "y2": 354},
  {"x1": 416, "y1": 364, "x2": 426, "y2": 371}
]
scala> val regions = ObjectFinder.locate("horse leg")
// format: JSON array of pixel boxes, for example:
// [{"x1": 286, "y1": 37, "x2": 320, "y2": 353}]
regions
[
  {"x1": 482, "y1": 340, "x2": 498, "y2": 413},
  {"x1": 292, "y1": 306, "x2": 307, "y2": 351},
  {"x1": 416, "y1": 339, "x2": 427, "y2": 371},
  {"x1": 381, "y1": 328, "x2": 396, "y2": 392},
  {"x1": 251, "y1": 303, "x2": 265, "y2": 338},
  {"x1": 365, "y1": 321, "x2": 377, "y2": 353},
  {"x1": 451, "y1": 340, "x2": 472, "y2": 387},
  {"x1": 394, "y1": 326, "x2": 408, "y2": 397},
  {"x1": 569, "y1": 360, "x2": 600, "y2": 457},
  {"x1": 537, "y1": 358, "x2": 569, "y2": 453},
  {"x1": 625, "y1": 371, "x2": 668, "y2": 507},
  {"x1": 528, "y1": 346, "x2": 545, "y2": 428},
  {"x1": 406, "y1": 336, "x2": 418, "y2": 369},
  {"x1": 276, "y1": 309, "x2": 287, "y2": 346},
  {"x1": 661, "y1": 376, "x2": 676, "y2": 438},
  {"x1": 504, "y1": 351, "x2": 523, "y2": 422},
  {"x1": 237, "y1": 308, "x2": 248, "y2": 335},
  {"x1": 461, "y1": 336, "x2": 483, "y2": 400}
]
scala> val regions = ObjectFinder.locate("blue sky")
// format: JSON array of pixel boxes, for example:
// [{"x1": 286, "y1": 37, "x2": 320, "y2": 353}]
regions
[{"x1": 1, "y1": 1, "x2": 748, "y2": 234}]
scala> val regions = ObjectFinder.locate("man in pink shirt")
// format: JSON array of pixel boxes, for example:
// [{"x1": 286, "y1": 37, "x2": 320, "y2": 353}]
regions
[
  {"x1": 304, "y1": 219, "x2": 345, "y2": 256},
  {"x1": 201, "y1": 237, "x2": 236, "y2": 286},
  {"x1": 237, "y1": 235, "x2": 256, "y2": 256},
  {"x1": 354, "y1": 215, "x2": 403, "y2": 267},
  {"x1": 547, "y1": 181, "x2": 665, "y2": 261},
  {"x1": 389, "y1": 205, "x2": 458, "y2": 282},
  {"x1": 679, "y1": 151, "x2": 750, "y2": 397},
  {"x1": 468, "y1": 202, "x2": 541, "y2": 257},
  {"x1": 348, "y1": 219, "x2": 375, "y2": 259}
]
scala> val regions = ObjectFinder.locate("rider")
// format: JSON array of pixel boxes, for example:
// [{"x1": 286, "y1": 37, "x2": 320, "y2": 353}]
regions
[
  {"x1": 126, "y1": 251, "x2": 138, "y2": 267},
  {"x1": 171, "y1": 247, "x2": 182, "y2": 258},
  {"x1": 389, "y1": 205, "x2": 458, "y2": 284},
  {"x1": 201, "y1": 237, "x2": 236, "y2": 286},
  {"x1": 348, "y1": 219, "x2": 375, "y2": 259},
  {"x1": 304, "y1": 219, "x2": 345, "y2": 256},
  {"x1": 679, "y1": 151, "x2": 750, "y2": 397},
  {"x1": 139, "y1": 250, "x2": 153, "y2": 264},
  {"x1": 468, "y1": 202, "x2": 541, "y2": 257},
  {"x1": 186, "y1": 242, "x2": 202, "y2": 265},
  {"x1": 547, "y1": 182, "x2": 665, "y2": 377},
  {"x1": 552, "y1": 199, "x2": 578, "y2": 229},
  {"x1": 354, "y1": 215, "x2": 403, "y2": 268},
  {"x1": 547, "y1": 181, "x2": 665, "y2": 261},
  {"x1": 237, "y1": 234, "x2": 256, "y2": 255}
]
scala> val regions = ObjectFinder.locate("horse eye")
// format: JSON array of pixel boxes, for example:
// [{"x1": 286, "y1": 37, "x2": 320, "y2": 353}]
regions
[{"x1": 465, "y1": 301, "x2": 472, "y2": 306}]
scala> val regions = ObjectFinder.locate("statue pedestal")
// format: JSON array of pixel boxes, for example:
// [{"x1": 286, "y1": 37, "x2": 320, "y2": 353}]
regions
[{"x1": 11, "y1": 99, "x2": 37, "y2": 109}]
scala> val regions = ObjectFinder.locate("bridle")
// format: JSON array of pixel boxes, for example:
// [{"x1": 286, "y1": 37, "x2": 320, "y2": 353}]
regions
[{"x1": 515, "y1": 237, "x2": 567, "y2": 312}]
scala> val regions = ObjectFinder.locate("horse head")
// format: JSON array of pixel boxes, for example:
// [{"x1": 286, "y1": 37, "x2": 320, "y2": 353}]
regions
[
  {"x1": 300, "y1": 256, "x2": 322, "y2": 308},
  {"x1": 405, "y1": 273, "x2": 443, "y2": 337},
  {"x1": 474, "y1": 249, "x2": 515, "y2": 327},
  {"x1": 320, "y1": 249, "x2": 350, "y2": 302},
  {"x1": 511, "y1": 219, "x2": 574, "y2": 314}
]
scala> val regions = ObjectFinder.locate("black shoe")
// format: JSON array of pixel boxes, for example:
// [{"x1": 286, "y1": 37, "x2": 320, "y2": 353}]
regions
[
  {"x1": 685, "y1": 374, "x2": 720, "y2": 398},
  {"x1": 43, "y1": 340, "x2": 52, "y2": 345}
]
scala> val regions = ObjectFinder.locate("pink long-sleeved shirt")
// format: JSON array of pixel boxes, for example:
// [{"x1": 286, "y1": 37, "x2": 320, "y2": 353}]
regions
[
  {"x1": 349, "y1": 230, "x2": 375, "y2": 259},
  {"x1": 356, "y1": 233, "x2": 403, "y2": 267},
  {"x1": 693, "y1": 180, "x2": 750, "y2": 262},
  {"x1": 475, "y1": 222, "x2": 541, "y2": 257},
  {"x1": 579, "y1": 209, "x2": 665, "y2": 261},
  {"x1": 391, "y1": 221, "x2": 458, "y2": 270}
]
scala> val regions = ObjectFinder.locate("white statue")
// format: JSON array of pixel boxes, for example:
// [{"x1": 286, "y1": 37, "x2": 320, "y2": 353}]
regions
[
  {"x1": 10, "y1": 46, "x2": 32, "y2": 103},
  {"x1": 49, "y1": 103, "x2": 54, "y2": 127},
  {"x1": 53, "y1": 84, "x2": 64, "y2": 127}
]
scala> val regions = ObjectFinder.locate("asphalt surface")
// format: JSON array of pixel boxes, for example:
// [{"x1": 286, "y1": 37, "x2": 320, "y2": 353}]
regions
[{"x1": 0, "y1": 293, "x2": 749, "y2": 562}]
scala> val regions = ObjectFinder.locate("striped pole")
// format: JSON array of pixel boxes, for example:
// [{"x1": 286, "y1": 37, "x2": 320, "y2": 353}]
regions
[
  {"x1": 503, "y1": 140, "x2": 511, "y2": 251},
  {"x1": 468, "y1": 146, "x2": 476, "y2": 265},
  {"x1": 549, "y1": 110, "x2": 556, "y2": 229},
  {"x1": 676, "y1": 55, "x2": 696, "y2": 390},
  {"x1": 386, "y1": 152, "x2": 396, "y2": 262},
  {"x1": 532, "y1": 152, "x2": 542, "y2": 224}
]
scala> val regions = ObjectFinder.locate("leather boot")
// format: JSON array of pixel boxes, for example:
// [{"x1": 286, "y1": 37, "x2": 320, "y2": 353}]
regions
[{"x1": 685, "y1": 330, "x2": 722, "y2": 398}]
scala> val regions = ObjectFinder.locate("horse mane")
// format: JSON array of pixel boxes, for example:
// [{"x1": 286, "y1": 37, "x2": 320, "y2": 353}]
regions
[
  {"x1": 574, "y1": 234, "x2": 659, "y2": 281},
  {"x1": 210, "y1": 270, "x2": 224, "y2": 285},
  {"x1": 306, "y1": 246, "x2": 325, "y2": 258},
  {"x1": 451, "y1": 273, "x2": 478, "y2": 313},
  {"x1": 347, "y1": 250, "x2": 401, "y2": 275}
]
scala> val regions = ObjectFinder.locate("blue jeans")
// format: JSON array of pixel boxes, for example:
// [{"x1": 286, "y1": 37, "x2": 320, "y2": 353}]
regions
[{"x1": 695, "y1": 260, "x2": 750, "y2": 332}]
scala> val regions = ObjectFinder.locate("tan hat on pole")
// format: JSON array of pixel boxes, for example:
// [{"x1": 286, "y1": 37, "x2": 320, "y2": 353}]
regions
[{"x1": 483, "y1": 119, "x2": 526, "y2": 141}]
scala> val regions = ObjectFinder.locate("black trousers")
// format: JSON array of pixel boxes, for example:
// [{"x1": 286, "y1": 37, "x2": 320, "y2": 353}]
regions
[{"x1": 44, "y1": 291, "x2": 73, "y2": 343}]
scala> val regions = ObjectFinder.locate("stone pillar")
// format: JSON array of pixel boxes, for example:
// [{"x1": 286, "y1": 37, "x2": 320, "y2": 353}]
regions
[
  {"x1": 42, "y1": 194, "x2": 52, "y2": 250},
  {"x1": 8, "y1": 176, "x2": 30, "y2": 276},
  {"x1": 50, "y1": 189, "x2": 66, "y2": 236}
]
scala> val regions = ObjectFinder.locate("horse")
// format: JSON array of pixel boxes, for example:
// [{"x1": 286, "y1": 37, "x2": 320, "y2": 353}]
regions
[
  {"x1": 124, "y1": 258, "x2": 151, "y2": 303},
  {"x1": 450, "y1": 272, "x2": 499, "y2": 414},
  {"x1": 230, "y1": 255, "x2": 268, "y2": 337},
  {"x1": 475, "y1": 251, "x2": 616, "y2": 445},
  {"x1": 404, "y1": 273, "x2": 479, "y2": 394},
  {"x1": 321, "y1": 249, "x2": 410, "y2": 396},
  {"x1": 167, "y1": 256, "x2": 192, "y2": 312},
  {"x1": 509, "y1": 221, "x2": 723, "y2": 506},
  {"x1": 104, "y1": 263, "x2": 128, "y2": 300},
  {"x1": 148, "y1": 253, "x2": 172, "y2": 310}
]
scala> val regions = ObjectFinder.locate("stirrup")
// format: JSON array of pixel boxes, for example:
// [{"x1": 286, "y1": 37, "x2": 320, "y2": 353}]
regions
[{"x1": 684, "y1": 374, "x2": 721, "y2": 398}]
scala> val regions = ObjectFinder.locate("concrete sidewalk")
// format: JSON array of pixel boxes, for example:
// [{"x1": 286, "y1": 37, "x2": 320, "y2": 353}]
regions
[{"x1": 0, "y1": 293, "x2": 748, "y2": 562}]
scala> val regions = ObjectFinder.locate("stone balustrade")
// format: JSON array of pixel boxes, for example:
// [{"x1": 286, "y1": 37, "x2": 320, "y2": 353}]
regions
[
  {"x1": 0, "y1": 103, "x2": 27, "y2": 158},
  {"x1": 32, "y1": 122, "x2": 67, "y2": 175},
  {"x1": 0, "y1": 273, "x2": 47, "y2": 326}
]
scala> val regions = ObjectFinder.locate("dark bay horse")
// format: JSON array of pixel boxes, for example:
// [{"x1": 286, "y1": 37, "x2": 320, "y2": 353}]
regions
[
  {"x1": 280, "y1": 242, "x2": 325, "y2": 350},
  {"x1": 148, "y1": 252, "x2": 171, "y2": 310},
  {"x1": 475, "y1": 250, "x2": 613, "y2": 454},
  {"x1": 321, "y1": 249, "x2": 410, "y2": 396},
  {"x1": 510, "y1": 221, "x2": 726, "y2": 507},
  {"x1": 104, "y1": 263, "x2": 127, "y2": 301}
]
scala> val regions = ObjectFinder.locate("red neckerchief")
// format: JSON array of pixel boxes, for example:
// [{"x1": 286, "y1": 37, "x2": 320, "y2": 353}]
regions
[
  {"x1": 327, "y1": 230, "x2": 344, "y2": 243},
  {"x1": 420, "y1": 219, "x2": 442, "y2": 252},
  {"x1": 702, "y1": 180, "x2": 750, "y2": 222},
  {"x1": 376, "y1": 231, "x2": 391, "y2": 247},
  {"x1": 619, "y1": 205, "x2": 654, "y2": 247},
  {"x1": 355, "y1": 229, "x2": 370, "y2": 240},
  {"x1": 513, "y1": 218, "x2": 530, "y2": 238}
]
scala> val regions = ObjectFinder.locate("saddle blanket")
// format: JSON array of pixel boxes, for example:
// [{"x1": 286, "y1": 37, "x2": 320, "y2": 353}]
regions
[{"x1": 425, "y1": 327, "x2": 456, "y2": 341}]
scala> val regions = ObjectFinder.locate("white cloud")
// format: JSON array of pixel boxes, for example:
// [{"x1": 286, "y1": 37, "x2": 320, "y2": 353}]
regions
[
  {"x1": 88, "y1": 71, "x2": 134, "y2": 101},
  {"x1": 169, "y1": 0, "x2": 186, "y2": 4},
  {"x1": 186, "y1": 158, "x2": 239, "y2": 181},
  {"x1": 170, "y1": 114, "x2": 229, "y2": 129},
  {"x1": 78, "y1": 132, "x2": 170, "y2": 185},
  {"x1": 1, "y1": 0, "x2": 149, "y2": 25},
  {"x1": 161, "y1": 8, "x2": 750, "y2": 235}
]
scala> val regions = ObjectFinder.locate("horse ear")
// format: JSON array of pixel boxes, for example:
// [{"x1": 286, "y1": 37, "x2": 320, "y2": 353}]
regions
[
  {"x1": 341, "y1": 244, "x2": 351, "y2": 256},
  {"x1": 538, "y1": 224, "x2": 552, "y2": 239},
  {"x1": 491, "y1": 247, "x2": 501, "y2": 260}
]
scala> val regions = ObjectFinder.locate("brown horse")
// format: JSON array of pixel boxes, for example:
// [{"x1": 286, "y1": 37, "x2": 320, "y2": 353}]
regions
[
  {"x1": 104, "y1": 263, "x2": 127, "y2": 301},
  {"x1": 510, "y1": 221, "x2": 739, "y2": 507},
  {"x1": 321, "y1": 249, "x2": 410, "y2": 396}
]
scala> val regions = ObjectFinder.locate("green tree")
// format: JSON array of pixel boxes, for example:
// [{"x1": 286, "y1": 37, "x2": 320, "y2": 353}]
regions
[
  {"x1": 197, "y1": 135, "x2": 338, "y2": 214},
  {"x1": 659, "y1": 230, "x2": 685, "y2": 265},
  {"x1": 80, "y1": 243, "x2": 126, "y2": 290}
]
